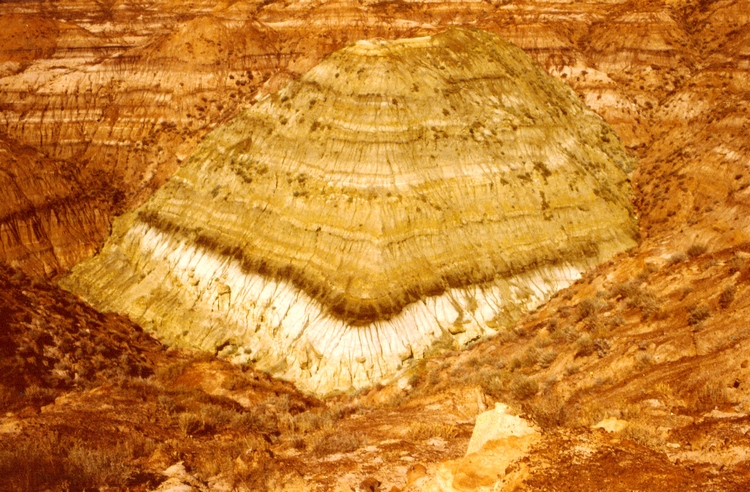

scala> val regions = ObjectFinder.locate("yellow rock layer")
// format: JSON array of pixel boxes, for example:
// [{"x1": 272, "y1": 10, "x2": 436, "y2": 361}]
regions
[{"x1": 62, "y1": 28, "x2": 637, "y2": 395}]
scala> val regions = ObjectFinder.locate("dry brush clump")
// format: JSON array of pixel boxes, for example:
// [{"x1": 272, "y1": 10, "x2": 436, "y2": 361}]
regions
[
  {"x1": 0, "y1": 432, "x2": 156, "y2": 492},
  {"x1": 405, "y1": 421, "x2": 461, "y2": 441},
  {"x1": 719, "y1": 285, "x2": 736, "y2": 309},
  {"x1": 688, "y1": 380, "x2": 732, "y2": 412},
  {"x1": 687, "y1": 303, "x2": 711, "y2": 326},
  {"x1": 510, "y1": 375, "x2": 539, "y2": 400},
  {"x1": 621, "y1": 422, "x2": 664, "y2": 449},
  {"x1": 312, "y1": 429, "x2": 367, "y2": 456},
  {"x1": 687, "y1": 243, "x2": 708, "y2": 259}
]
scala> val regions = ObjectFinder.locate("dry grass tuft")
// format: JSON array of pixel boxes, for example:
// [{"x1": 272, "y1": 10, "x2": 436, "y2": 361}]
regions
[
  {"x1": 405, "y1": 422, "x2": 460, "y2": 441},
  {"x1": 621, "y1": 423, "x2": 662, "y2": 448},
  {"x1": 690, "y1": 381, "x2": 731, "y2": 412}
]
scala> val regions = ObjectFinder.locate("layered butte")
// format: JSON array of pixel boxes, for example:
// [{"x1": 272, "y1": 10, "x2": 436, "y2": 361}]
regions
[{"x1": 62, "y1": 28, "x2": 637, "y2": 395}]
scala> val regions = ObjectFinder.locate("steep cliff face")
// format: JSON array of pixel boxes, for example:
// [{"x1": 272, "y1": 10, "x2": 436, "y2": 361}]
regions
[
  {"x1": 0, "y1": 135, "x2": 111, "y2": 275},
  {"x1": 62, "y1": 28, "x2": 637, "y2": 395}
]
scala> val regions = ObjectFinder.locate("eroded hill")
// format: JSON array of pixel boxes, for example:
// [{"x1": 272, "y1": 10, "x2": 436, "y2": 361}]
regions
[{"x1": 1, "y1": 0, "x2": 750, "y2": 491}]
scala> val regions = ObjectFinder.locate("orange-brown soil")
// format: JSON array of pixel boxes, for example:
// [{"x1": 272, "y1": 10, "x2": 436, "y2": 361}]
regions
[{"x1": 2, "y1": 0, "x2": 750, "y2": 490}]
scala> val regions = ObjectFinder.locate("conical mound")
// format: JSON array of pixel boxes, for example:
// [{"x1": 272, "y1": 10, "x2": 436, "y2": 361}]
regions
[{"x1": 61, "y1": 28, "x2": 637, "y2": 395}]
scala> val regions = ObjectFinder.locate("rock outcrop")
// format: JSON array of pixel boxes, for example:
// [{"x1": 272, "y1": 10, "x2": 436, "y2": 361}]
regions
[
  {"x1": 62, "y1": 28, "x2": 637, "y2": 395},
  {"x1": 424, "y1": 403, "x2": 540, "y2": 492}
]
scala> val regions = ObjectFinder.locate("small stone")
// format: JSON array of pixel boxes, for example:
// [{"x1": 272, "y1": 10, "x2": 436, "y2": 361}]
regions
[
  {"x1": 406, "y1": 463, "x2": 427, "y2": 484},
  {"x1": 359, "y1": 477, "x2": 381, "y2": 492}
]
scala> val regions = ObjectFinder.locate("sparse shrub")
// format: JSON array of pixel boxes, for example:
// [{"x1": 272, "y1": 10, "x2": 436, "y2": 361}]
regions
[
  {"x1": 622, "y1": 423, "x2": 662, "y2": 448},
  {"x1": 687, "y1": 304, "x2": 711, "y2": 325},
  {"x1": 178, "y1": 412, "x2": 204, "y2": 436},
  {"x1": 635, "y1": 352, "x2": 654, "y2": 369},
  {"x1": 231, "y1": 410, "x2": 278, "y2": 434},
  {"x1": 577, "y1": 297, "x2": 605, "y2": 319},
  {"x1": 654, "y1": 382, "x2": 674, "y2": 399},
  {"x1": 575, "y1": 335, "x2": 595, "y2": 358},
  {"x1": 524, "y1": 395, "x2": 568, "y2": 428},
  {"x1": 496, "y1": 329, "x2": 520, "y2": 344},
  {"x1": 728, "y1": 255, "x2": 745, "y2": 274},
  {"x1": 520, "y1": 346, "x2": 542, "y2": 367},
  {"x1": 193, "y1": 438, "x2": 269, "y2": 488},
  {"x1": 690, "y1": 381, "x2": 731, "y2": 412},
  {"x1": 610, "y1": 280, "x2": 640, "y2": 299},
  {"x1": 427, "y1": 368, "x2": 441, "y2": 386},
  {"x1": 534, "y1": 334, "x2": 554, "y2": 348},
  {"x1": 478, "y1": 369, "x2": 511, "y2": 398},
  {"x1": 678, "y1": 286, "x2": 694, "y2": 299},
  {"x1": 221, "y1": 373, "x2": 251, "y2": 391},
  {"x1": 157, "y1": 394, "x2": 179, "y2": 414},
  {"x1": 636, "y1": 264, "x2": 658, "y2": 281},
  {"x1": 0, "y1": 385, "x2": 15, "y2": 412},
  {"x1": 510, "y1": 375, "x2": 539, "y2": 400},
  {"x1": 564, "y1": 364, "x2": 580, "y2": 376},
  {"x1": 509, "y1": 357, "x2": 522, "y2": 371},
  {"x1": 265, "y1": 394, "x2": 291, "y2": 413},
  {"x1": 626, "y1": 289, "x2": 657, "y2": 311},
  {"x1": 538, "y1": 350, "x2": 559, "y2": 368},
  {"x1": 24, "y1": 384, "x2": 57, "y2": 404},
  {"x1": 560, "y1": 325, "x2": 579, "y2": 343},
  {"x1": 405, "y1": 422, "x2": 460, "y2": 441},
  {"x1": 66, "y1": 441, "x2": 135, "y2": 487},
  {"x1": 605, "y1": 315, "x2": 625, "y2": 328},
  {"x1": 465, "y1": 356, "x2": 482, "y2": 368},
  {"x1": 687, "y1": 244, "x2": 708, "y2": 258},
  {"x1": 592, "y1": 338, "x2": 610, "y2": 357},
  {"x1": 719, "y1": 285, "x2": 736, "y2": 309},
  {"x1": 294, "y1": 411, "x2": 333, "y2": 434},
  {"x1": 199, "y1": 404, "x2": 235, "y2": 432},
  {"x1": 0, "y1": 433, "x2": 139, "y2": 491},
  {"x1": 155, "y1": 360, "x2": 191, "y2": 383},
  {"x1": 666, "y1": 253, "x2": 687, "y2": 267},
  {"x1": 312, "y1": 430, "x2": 366, "y2": 456}
]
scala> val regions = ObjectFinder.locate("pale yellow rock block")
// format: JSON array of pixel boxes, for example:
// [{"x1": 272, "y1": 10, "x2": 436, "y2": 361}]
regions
[
  {"x1": 425, "y1": 434, "x2": 539, "y2": 492},
  {"x1": 419, "y1": 403, "x2": 540, "y2": 492},
  {"x1": 465, "y1": 403, "x2": 538, "y2": 455}
]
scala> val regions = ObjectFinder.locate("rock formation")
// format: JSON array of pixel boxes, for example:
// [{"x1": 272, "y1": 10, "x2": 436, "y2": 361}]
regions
[{"x1": 62, "y1": 28, "x2": 637, "y2": 395}]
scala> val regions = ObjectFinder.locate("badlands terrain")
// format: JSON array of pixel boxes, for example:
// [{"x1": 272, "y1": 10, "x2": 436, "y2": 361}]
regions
[{"x1": 1, "y1": 0, "x2": 750, "y2": 491}]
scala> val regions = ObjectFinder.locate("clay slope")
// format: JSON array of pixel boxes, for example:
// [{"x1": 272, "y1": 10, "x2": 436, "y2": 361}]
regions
[{"x1": 61, "y1": 28, "x2": 637, "y2": 395}]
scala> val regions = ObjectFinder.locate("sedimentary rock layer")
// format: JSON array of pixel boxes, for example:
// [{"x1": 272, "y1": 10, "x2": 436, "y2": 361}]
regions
[
  {"x1": 5, "y1": 0, "x2": 739, "y2": 278},
  {"x1": 62, "y1": 28, "x2": 637, "y2": 395}
]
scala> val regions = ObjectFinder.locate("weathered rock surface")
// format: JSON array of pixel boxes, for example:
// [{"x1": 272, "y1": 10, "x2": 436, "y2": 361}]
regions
[{"x1": 62, "y1": 28, "x2": 637, "y2": 395}]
